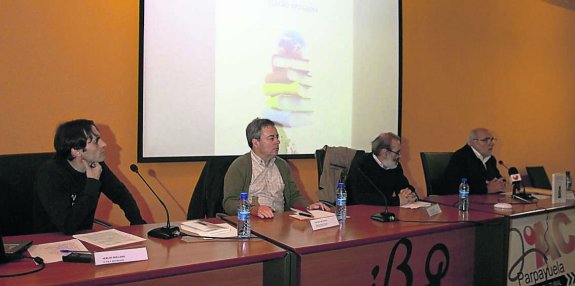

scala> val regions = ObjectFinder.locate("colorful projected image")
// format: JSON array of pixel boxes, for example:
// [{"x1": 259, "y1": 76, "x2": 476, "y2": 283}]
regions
[
  {"x1": 263, "y1": 31, "x2": 314, "y2": 153},
  {"x1": 140, "y1": 0, "x2": 400, "y2": 159}
]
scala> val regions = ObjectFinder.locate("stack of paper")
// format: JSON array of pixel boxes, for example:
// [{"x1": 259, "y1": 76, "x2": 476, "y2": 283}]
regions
[
  {"x1": 73, "y1": 229, "x2": 146, "y2": 249},
  {"x1": 180, "y1": 220, "x2": 232, "y2": 236},
  {"x1": 401, "y1": 201, "x2": 433, "y2": 209}
]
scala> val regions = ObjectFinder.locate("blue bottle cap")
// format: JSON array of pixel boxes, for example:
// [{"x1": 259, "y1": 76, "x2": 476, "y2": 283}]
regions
[
  {"x1": 240, "y1": 193, "x2": 248, "y2": 199},
  {"x1": 338, "y1": 182, "x2": 345, "y2": 188},
  {"x1": 461, "y1": 178, "x2": 467, "y2": 183}
]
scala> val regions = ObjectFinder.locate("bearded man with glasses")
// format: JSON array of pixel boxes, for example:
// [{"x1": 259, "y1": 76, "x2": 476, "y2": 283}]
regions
[
  {"x1": 443, "y1": 128, "x2": 506, "y2": 195},
  {"x1": 346, "y1": 132, "x2": 417, "y2": 206}
]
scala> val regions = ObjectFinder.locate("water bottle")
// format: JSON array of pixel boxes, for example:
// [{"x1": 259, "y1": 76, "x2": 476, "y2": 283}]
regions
[
  {"x1": 566, "y1": 171, "x2": 572, "y2": 191},
  {"x1": 336, "y1": 182, "x2": 347, "y2": 222},
  {"x1": 237, "y1": 193, "x2": 251, "y2": 239},
  {"x1": 458, "y1": 178, "x2": 469, "y2": 212}
]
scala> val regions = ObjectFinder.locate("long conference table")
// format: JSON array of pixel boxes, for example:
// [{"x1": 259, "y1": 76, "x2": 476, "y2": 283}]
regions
[
  {"x1": 225, "y1": 204, "x2": 507, "y2": 285},
  {"x1": 1, "y1": 205, "x2": 506, "y2": 286},
  {"x1": 0, "y1": 222, "x2": 289, "y2": 286},
  {"x1": 426, "y1": 194, "x2": 575, "y2": 286}
]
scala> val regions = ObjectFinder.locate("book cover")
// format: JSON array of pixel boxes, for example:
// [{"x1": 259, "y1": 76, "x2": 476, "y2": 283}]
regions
[
  {"x1": 271, "y1": 55, "x2": 310, "y2": 71},
  {"x1": 263, "y1": 82, "x2": 311, "y2": 97},
  {"x1": 262, "y1": 108, "x2": 313, "y2": 127},
  {"x1": 265, "y1": 68, "x2": 312, "y2": 86},
  {"x1": 552, "y1": 172, "x2": 567, "y2": 203},
  {"x1": 267, "y1": 94, "x2": 314, "y2": 112},
  {"x1": 180, "y1": 221, "x2": 231, "y2": 235}
]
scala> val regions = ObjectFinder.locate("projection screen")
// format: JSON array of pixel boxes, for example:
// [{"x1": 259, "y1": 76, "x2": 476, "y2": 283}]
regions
[{"x1": 138, "y1": 0, "x2": 402, "y2": 161}]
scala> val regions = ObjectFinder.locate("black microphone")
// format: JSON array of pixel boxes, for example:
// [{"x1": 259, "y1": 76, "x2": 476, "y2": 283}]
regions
[
  {"x1": 508, "y1": 167, "x2": 521, "y2": 194},
  {"x1": 496, "y1": 160, "x2": 510, "y2": 184},
  {"x1": 498, "y1": 160, "x2": 509, "y2": 170},
  {"x1": 130, "y1": 164, "x2": 179, "y2": 239},
  {"x1": 356, "y1": 168, "x2": 396, "y2": 222}
]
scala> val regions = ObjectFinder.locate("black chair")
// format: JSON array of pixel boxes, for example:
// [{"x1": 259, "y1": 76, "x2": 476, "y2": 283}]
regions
[
  {"x1": 420, "y1": 152, "x2": 454, "y2": 196},
  {"x1": 0, "y1": 152, "x2": 114, "y2": 236},
  {"x1": 0, "y1": 152, "x2": 55, "y2": 236},
  {"x1": 187, "y1": 156, "x2": 237, "y2": 219},
  {"x1": 526, "y1": 166, "x2": 552, "y2": 189}
]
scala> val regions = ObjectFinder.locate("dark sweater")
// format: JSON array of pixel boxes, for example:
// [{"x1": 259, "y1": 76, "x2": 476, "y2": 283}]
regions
[
  {"x1": 346, "y1": 153, "x2": 414, "y2": 206},
  {"x1": 33, "y1": 158, "x2": 145, "y2": 234},
  {"x1": 442, "y1": 144, "x2": 502, "y2": 195}
]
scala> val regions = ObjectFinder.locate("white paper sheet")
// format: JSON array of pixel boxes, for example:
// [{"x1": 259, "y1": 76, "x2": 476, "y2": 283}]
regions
[
  {"x1": 73, "y1": 229, "x2": 146, "y2": 249},
  {"x1": 401, "y1": 201, "x2": 433, "y2": 209},
  {"x1": 27, "y1": 239, "x2": 89, "y2": 263}
]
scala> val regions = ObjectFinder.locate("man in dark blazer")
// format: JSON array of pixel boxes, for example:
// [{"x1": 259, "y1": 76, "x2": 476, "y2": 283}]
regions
[{"x1": 442, "y1": 128, "x2": 506, "y2": 195}]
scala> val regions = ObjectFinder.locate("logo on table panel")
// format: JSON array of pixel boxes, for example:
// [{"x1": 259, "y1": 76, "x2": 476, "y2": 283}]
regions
[
  {"x1": 370, "y1": 238, "x2": 450, "y2": 286},
  {"x1": 508, "y1": 211, "x2": 575, "y2": 285}
]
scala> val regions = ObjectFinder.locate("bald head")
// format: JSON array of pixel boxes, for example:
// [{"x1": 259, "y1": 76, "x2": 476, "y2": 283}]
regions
[
  {"x1": 467, "y1": 128, "x2": 489, "y2": 144},
  {"x1": 467, "y1": 128, "x2": 496, "y2": 157}
]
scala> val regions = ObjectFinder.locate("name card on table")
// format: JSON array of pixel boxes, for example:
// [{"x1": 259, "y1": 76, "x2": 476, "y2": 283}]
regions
[
  {"x1": 94, "y1": 247, "x2": 148, "y2": 266},
  {"x1": 425, "y1": 204, "x2": 442, "y2": 217},
  {"x1": 310, "y1": 215, "x2": 340, "y2": 231}
]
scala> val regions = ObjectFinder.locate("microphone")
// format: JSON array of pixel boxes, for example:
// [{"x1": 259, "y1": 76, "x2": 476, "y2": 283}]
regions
[
  {"x1": 498, "y1": 160, "x2": 509, "y2": 170},
  {"x1": 508, "y1": 167, "x2": 522, "y2": 194},
  {"x1": 356, "y1": 168, "x2": 396, "y2": 222},
  {"x1": 130, "y1": 164, "x2": 180, "y2": 239}
]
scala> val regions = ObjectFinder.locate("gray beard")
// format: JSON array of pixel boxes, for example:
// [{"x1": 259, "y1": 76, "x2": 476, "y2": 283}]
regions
[{"x1": 383, "y1": 160, "x2": 398, "y2": 170}]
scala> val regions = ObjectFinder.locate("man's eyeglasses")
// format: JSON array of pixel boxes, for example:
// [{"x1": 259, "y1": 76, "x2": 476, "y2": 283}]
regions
[
  {"x1": 474, "y1": 137, "x2": 496, "y2": 143},
  {"x1": 386, "y1": 149, "x2": 401, "y2": 156},
  {"x1": 257, "y1": 135, "x2": 280, "y2": 142}
]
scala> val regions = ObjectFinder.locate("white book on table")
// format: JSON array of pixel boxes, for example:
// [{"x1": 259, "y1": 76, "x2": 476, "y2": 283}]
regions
[
  {"x1": 179, "y1": 220, "x2": 233, "y2": 236},
  {"x1": 552, "y1": 172, "x2": 567, "y2": 203}
]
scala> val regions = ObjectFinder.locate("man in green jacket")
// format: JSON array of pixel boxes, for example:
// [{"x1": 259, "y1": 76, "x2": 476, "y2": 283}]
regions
[{"x1": 223, "y1": 118, "x2": 329, "y2": 218}]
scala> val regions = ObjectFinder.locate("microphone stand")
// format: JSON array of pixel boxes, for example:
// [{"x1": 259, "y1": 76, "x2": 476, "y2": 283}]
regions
[
  {"x1": 356, "y1": 168, "x2": 396, "y2": 222},
  {"x1": 130, "y1": 164, "x2": 180, "y2": 239},
  {"x1": 512, "y1": 185, "x2": 534, "y2": 202},
  {"x1": 508, "y1": 167, "x2": 534, "y2": 202}
]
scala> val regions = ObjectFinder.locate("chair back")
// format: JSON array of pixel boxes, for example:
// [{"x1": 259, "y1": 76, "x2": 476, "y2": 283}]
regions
[
  {"x1": 187, "y1": 156, "x2": 237, "y2": 219},
  {"x1": 526, "y1": 166, "x2": 552, "y2": 189},
  {"x1": 315, "y1": 146, "x2": 326, "y2": 185},
  {"x1": 317, "y1": 146, "x2": 364, "y2": 204},
  {"x1": 0, "y1": 152, "x2": 55, "y2": 235},
  {"x1": 420, "y1": 152, "x2": 453, "y2": 196}
]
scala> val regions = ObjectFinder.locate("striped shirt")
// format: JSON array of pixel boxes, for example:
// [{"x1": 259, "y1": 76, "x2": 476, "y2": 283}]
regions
[{"x1": 249, "y1": 151, "x2": 285, "y2": 212}]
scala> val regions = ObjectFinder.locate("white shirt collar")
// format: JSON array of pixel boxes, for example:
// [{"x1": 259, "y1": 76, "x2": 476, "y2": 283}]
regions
[
  {"x1": 250, "y1": 150, "x2": 275, "y2": 167},
  {"x1": 469, "y1": 145, "x2": 491, "y2": 167},
  {"x1": 372, "y1": 153, "x2": 390, "y2": 170}
]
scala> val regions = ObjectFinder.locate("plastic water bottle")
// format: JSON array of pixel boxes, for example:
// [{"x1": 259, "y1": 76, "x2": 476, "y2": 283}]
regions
[
  {"x1": 237, "y1": 193, "x2": 251, "y2": 239},
  {"x1": 566, "y1": 171, "x2": 572, "y2": 191},
  {"x1": 336, "y1": 182, "x2": 347, "y2": 222},
  {"x1": 458, "y1": 178, "x2": 469, "y2": 212}
]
